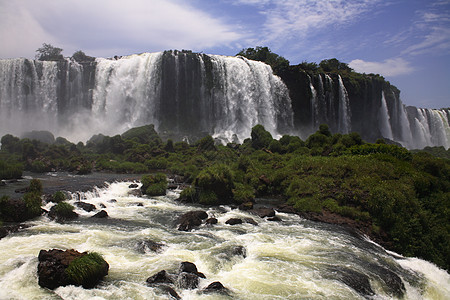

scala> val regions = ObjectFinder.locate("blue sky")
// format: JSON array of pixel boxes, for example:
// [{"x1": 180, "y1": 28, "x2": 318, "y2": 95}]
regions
[{"x1": 0, "y1": 0, "x2": 448, "y2": 108}]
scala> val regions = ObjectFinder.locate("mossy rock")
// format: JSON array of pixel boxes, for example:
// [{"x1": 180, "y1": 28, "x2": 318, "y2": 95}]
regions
[
  {"x1": 49, "y1": 202, "x2": 78, "y2": 221},
  {"x1": 65, "y1": 252, "x2": 109, "y2": 288}
]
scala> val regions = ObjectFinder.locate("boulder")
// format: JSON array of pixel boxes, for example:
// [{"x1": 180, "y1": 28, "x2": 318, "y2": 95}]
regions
[
  {"x1": 267, "y1": 216, "x2": 282, "y2": 222},
  {"x1": 128, "y1": 189, "x2": 142, "y2": 197},
  {"x1": 136, "y1": 240, "x2": 165, "y2": 253},
  {"x1": 225, "y1": 218, "x2": 242, "y2": 225},
  {"x1": 91, "y1": 210, "x2": 108, "y2": 218},
  {"x1": 37, "y1": 249, "x2": 109, "y2": 289},
  {"x1": 128, "y1": 183, "x2": 139, "y2": 188},
  {"x1": 327, "y1": 266, "x2": 374, "y2": 297},
  {"x1": 177, "y1": 272, "x2": 199, "y2": 289},
  {"x1": 160, "y1": 285, "x2": 181, "y2": 299},
  {"x1": 238, "y1": 201, "x2": 254, "y2": 210},
  {"x1": 251, "y1": 207, "x2": 275, "y2": 218},
  {"x1": 146, "y1": 270, "x2": 174, "y2": 285},
  {"x1": 231, "y1": 246, "x2": 247, "y2": 258},
  {"x1": 176, "y1": 210, "x2": 208, "y2": 231},
  {"x1": 179, "y1": 261, "x2": 206, "y2": 278},
  {"x1": 74, "y1": 201, "x2": 96, "y2": 212},
  {"x1": 243, "y1": 218, "x2": 258, "y2": 226},
  {"x1": 205, "y1": 217, "x2": 218, "y2": 225},
  {"x1": 203, "y1": 281, "x2": 229, "y2": 294},
  {"x1": 48, "y1": 203, "x2": 78, "y2": 221}
]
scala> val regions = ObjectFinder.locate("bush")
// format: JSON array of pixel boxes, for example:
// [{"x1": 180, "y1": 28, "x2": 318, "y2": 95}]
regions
[
  {"x1": 251, "y1": 125, "x2": 273, "y2": 150},
  {"x1": 232, "y1": 183, "x2": 255, "y2": 203},
  {"x1": 23, "y1": 192, "x2": 42, "y2": 219},
  {"x1": 141, "y1": 173, "x2": 167, "y2": 196},
  {"x1": 50, "y1": 202, "x2": 76, "y2": 220},
  {"x1": 194, "y1": 164, "x2": 234, "y2": 204},
  {"x1": 65, "y1": 252, "x2": 109, "y2": 288},
  {"x1": 0, "y1": 160, "x2": 22, "y2": 180},
  {"x1": 52, "y1": 191, "x2": 67, "y2": 203}
]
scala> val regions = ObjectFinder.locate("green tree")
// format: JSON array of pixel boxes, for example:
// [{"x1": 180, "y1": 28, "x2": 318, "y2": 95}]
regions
[
  {"x1": 319, "y1": 58, "x2": 352, "y2": 73},
  {"x1": 237, "y1": 47, "x2": 290, "y2": 74},
  {"x1": 72, "y1": 50, "x2": 95, "y2": 62},
  {"x1": 35, "y1": 43, "x2": 64, "y2": 61}
]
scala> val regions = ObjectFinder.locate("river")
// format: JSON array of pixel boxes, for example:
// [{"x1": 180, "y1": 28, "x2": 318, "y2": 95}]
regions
[{"x1": 0, "y1": 175, "x2": 449, "y2": 299}]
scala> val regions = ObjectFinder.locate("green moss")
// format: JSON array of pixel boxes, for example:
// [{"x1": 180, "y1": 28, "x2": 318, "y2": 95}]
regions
[
  {"x1": 141, "y1": 173, "x2": 167, "y2": 196},
  {"x1": 65, "y1": 252, "x2": 108, "y2": 288}
]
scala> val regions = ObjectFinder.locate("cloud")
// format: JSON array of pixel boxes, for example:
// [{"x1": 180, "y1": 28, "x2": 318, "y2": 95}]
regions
[
  {"x1": 0, "y1": 0, "x2": 244, "y2": 59},
  {"x1": 402, "y1": 26, "x2": 450, "y2": 56},
  {"x1": 349, "y1": 58, "x2": 415, "y2": 76}
]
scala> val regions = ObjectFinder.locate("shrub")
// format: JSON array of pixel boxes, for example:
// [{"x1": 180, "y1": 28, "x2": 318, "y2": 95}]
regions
[
  {"x1": 194, "y1": 164, "x2": 234, "y2": 204},
  {"x1": 52, "y1": 191, "x2": 67, "y2": 203},
  {"x1": 232, "y1": 183, "x2": 255, "y2": 203},
  {"x1": 23, "y1": 192, "x2": 42, "y2": 218},
  {"x1": 251, "y1": 125, "x2": 273, "y2": 150},
  {"x1": 141, "y1": 173, "x2": 167, "y2": 196},
  {"x1": 29, "y1": 179, "x2": 43, "y2": 194},
  {"x1": 65, "y1": 252, "x2": 109, "y2": 288},
  {"x1": 0, "y1": 160, "x2": 23, "y2": 180},
  {"x1": 51, "y1": 202, "x2": 76, "y2": 219},
  {"x1": 31, "y1": 160, "x2": 48, "y2": 173}
]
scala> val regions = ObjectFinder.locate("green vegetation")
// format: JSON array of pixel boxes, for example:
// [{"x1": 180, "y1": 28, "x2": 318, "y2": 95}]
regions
[
  {"x1": 1, "y1": 123, "x2": 449, "y2": 271},
  {"x1": 35, "y1": 43, "x2": 64, "y2": 61},
  {"x1": 237, "y1": 46, "x2": 290, "y2": 74},
  {"x1": 52, "y1": 191, "x2": 67, "y2": 203},
  {"x1": 65, "y1": 252, "x2": 108, "y2": 288},
  {"x1": 141, "y1": 173, "x2": 167, "y2": 196}
]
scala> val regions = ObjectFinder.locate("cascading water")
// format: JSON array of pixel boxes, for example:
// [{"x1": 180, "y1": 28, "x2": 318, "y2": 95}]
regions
[
  {"x1": 0, "y1": 179, "x2": 449, "y2": 299},
  {"x1": 337, "y1": 75, "x2": 351, "y2": 134},
  {"x1": 378, "y1": 91, "x2": 394, "y2": 140},
  {"x1": 0, "y1": 53, "x2": 449, "y2": 149}
]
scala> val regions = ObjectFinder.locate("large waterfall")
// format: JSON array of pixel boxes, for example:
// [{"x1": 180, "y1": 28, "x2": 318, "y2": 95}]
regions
[
  {"x1": 0, "y1": 51, "x2": 449, "y2": 149},
  {"x1": 0, "y1": 52, "x2": 293, "y2": 143}
]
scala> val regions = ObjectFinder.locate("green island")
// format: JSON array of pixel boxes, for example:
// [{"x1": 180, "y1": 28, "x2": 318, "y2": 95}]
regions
[{"x1": 1, "y1": 123, "x2": 449, "y2": 271}]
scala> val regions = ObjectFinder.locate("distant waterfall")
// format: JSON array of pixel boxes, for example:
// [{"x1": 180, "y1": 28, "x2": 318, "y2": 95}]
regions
[
  {"x1": 337, "y1": 75, "x2": 351, "y2": 134},
  {"x1": 378, "y1": 91, "x2": 393, "y2": 140}
]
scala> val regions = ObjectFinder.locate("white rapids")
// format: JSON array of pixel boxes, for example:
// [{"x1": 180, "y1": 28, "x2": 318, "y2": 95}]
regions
[{"x1": 0, "y1": 181, "x2": 449, "y2": 299}]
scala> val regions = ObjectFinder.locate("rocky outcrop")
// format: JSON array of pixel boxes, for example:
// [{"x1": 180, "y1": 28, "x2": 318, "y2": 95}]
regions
[
  {"x1": 176, "y1": 210, "x2": 208, "y2": 231},
  {"x1": 37, "y1": 249, "x2": 109, "y2": 289},
  {"x1": 74, "y1": 201, "x2": 96, "y2": 212},
  {"x1": 146, "y1": 261, "x2": 228, "y2": 297}
]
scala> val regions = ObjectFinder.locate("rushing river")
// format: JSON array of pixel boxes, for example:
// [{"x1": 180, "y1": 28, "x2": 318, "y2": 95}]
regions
[{"x1": 0, "y1": 178, "x2": 449, "y2": 299}]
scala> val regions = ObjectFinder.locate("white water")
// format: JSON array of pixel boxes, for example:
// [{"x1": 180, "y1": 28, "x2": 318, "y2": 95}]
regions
[
  {"x1": 337, "y1": 76, "x2": 351, "y2": 134},
  {"x1": 378, "y1": 91, "x2": 394, "y2": 140},
  {"x1": 1, "y1": 181, "x2": 449, "y2": 299}
]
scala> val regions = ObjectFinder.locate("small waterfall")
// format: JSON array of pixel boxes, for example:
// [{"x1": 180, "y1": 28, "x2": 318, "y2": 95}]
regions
[
  {"x1": 308, "y1": 75, "x2": 318, "y2": 131},
  {"x1": 427, "y1": 109, "x2": 450, "y2": 149},
  {"x1": 378, "y1": 91, "x2": 393, "y2": 140},
  {"x1": 337, "y1": 75, "x2": 351, "y2": 134}
]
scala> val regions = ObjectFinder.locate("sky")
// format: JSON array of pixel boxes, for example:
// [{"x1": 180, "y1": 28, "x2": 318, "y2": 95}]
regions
[{"x1": 0, "y1": 0, "x2": 449, "y2": 109}]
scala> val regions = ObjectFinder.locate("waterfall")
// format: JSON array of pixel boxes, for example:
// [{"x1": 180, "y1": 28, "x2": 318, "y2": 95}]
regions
[
  {"x1": 337, "y1": 75, "x2": 351, "y2": 134},
  {"x1": 308, "y1": 75, "x2": 318, "y2": 131},
  {"x1": 378, "y1": 91, "x2": 393, "y2": 140},
  {"x1": 0, "y1": 52, "x2": 293, "y2": 143}
]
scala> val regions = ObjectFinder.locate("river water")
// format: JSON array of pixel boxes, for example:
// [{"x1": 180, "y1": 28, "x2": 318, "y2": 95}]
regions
[{"x1": 0, "y1": 178, "x2": 449, "y2": 299}]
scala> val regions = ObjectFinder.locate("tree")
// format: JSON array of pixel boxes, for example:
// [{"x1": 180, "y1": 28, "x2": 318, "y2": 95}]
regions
[
  {"x1": 35, "y1": 43, "x2": 64, "y2": 61},
  {"x1": 236, "y1": 46, "x2": 290, "y2": 74},
  {"x1": 72, "y1": 50, "x2": 95, "y2": 62},
  {"x1": 319, "y1": 58, "x2": 352, "y2": 73}
]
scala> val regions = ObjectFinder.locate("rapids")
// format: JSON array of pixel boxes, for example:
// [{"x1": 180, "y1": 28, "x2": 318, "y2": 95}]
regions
[{"x1": 0, "y1": 180, "x2": 449, "y2": 299}]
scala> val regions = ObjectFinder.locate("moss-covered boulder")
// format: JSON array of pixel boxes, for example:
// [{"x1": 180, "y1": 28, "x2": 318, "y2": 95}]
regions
[
  {"x1": 141, "y1": 173, "x2": 167, "y2": 196},
  {"x1": 194, "y1": 164, "x2": 234, "y2": 205},
  {"x1": 48, "y1": 202, "x2": 78, "y2": 221},
  {"x1": 38, "y1": 249, "x2": 109, "y2": 289}
]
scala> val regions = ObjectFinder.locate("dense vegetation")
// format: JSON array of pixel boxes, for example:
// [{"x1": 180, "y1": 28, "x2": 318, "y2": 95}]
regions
[{"x1": 0, "y1": 124, "x2": 449, "y2": 271}]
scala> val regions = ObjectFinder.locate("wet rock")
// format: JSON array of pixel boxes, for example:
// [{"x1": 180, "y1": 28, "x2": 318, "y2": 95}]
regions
[
  {"x1": 180, "y1": 261, "x2": 206, "y2": 278},
  {"x1": 243, "y1": 218, "x2": 258, "y2": 226},
  {"x1": 203, "y1": 281, "x2": 229, "y2": 294},
  {"x1": 91, "y1": 210, "x2": 108, "y2": 218},
  {"x1": 137, "y1": 240, "x2": 165, "y2": 253},
  {"x1": 167, "y1": 184, "x2": 178, "y2": 190},
  {"x1": 231, "y1": 246, "x2": 247, "y2": 258},
  {"x1": 251, "y1": 207, "x2": 275, "y2": 218},
  {"x1": 205, "y1": 217, "x2": 218, "y2": 225},
  {"x1": 239, "y1": 202, "x2": 254, "y2": 210},
  {"x1": 130, "y1": 202, "x2": 144, "y2": 207},
  {"x1": 225, "y1": 218, "x2": 243, "y2": 225},
  {"x1": 160, "y1": 285, "x2": 181, "y2": 299},
  {"x1": 108, "y1": 199, "x2": 117, "y2": 203},
  {"x1": 176, "y1": 210, "x2": 208, "y2": 231},
  {"x1": 37, "y1": 249, "x2": 109, "y2": 290},
  {"x1": 48, "y1": 204, "x2": 78, "y2": 221},
  {"x1": 178, "y1": 272, "x2": 199, "y2": 289},
  {"x1": 146, "y1": 270, "x2": 174, "y2": 285},
  {"x1": 74, "y1": 201, "x2": 96, "y2": 212},
  {"x1": 0, "y1": 224, "x2": 28, "y2": 239},
  {"x1": 99, "y1": 203, "x2": 106, "y2": 208},
  {"x1": 128, "y1": 183, "x2": 139, "y2": 188},
  {"x1": 267, "y1": 216, "x2": 282, "y2": 222},
  {"x1": 276, "y1": 204, "x2": 296, "y2": 214},
  {"x1": 327, "y1": 266, "x2": 374, "y2": 297},
  {"x1": 128, "y1": 189, "x2": 142, "y2": 197}
]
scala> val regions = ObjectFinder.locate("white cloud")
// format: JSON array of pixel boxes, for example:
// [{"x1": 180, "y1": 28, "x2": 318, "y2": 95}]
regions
[
  {"x1": 0, "y1": 0, "x2": 244, "y2": 59},
  {"x1": 349, "y1": 58, "x2": 415, "y2": 77},
  {"x1": 402, "y1": 26, "x2": 450, "y2": 56}
]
